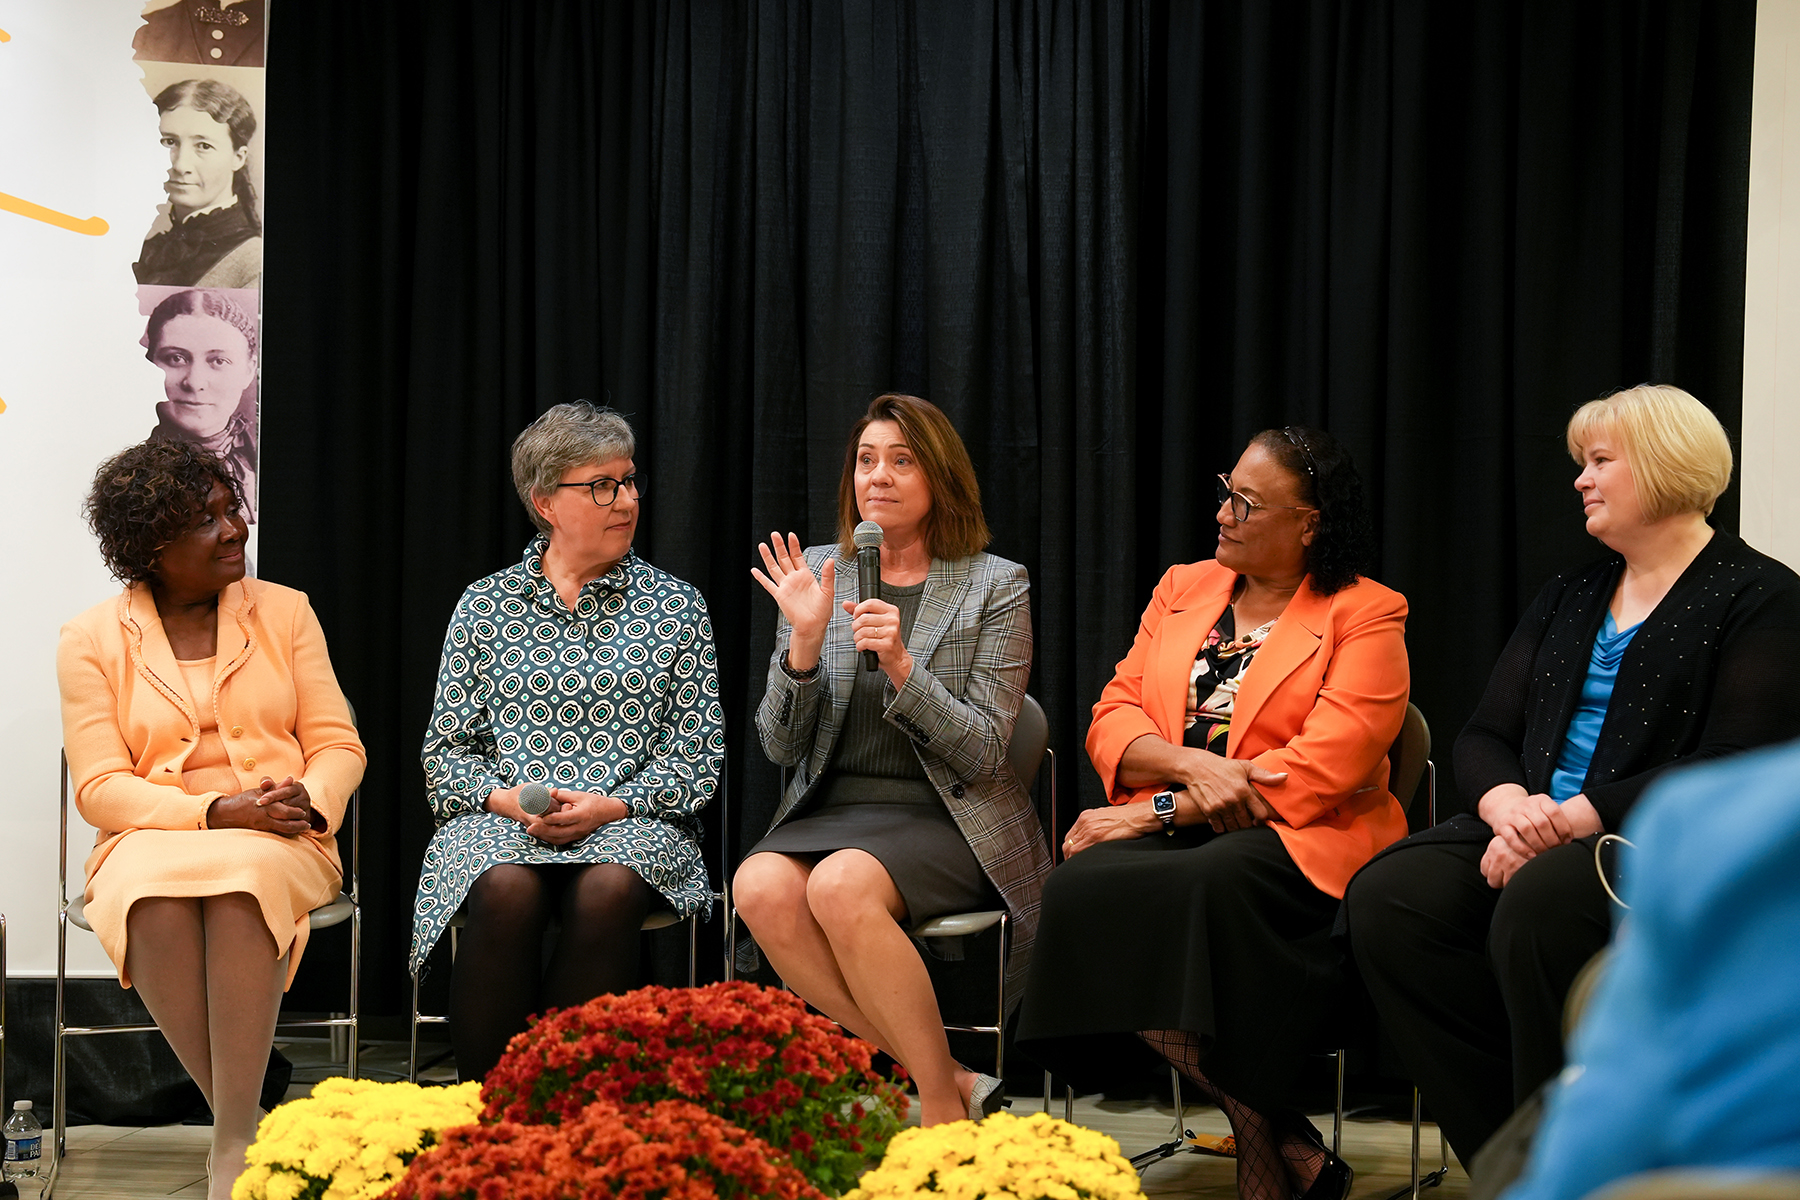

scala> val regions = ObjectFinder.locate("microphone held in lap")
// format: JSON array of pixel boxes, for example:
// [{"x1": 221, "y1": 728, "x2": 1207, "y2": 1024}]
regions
[
  {"x1": 518, "y1": 781, "x2": 553, "y2": 817},
  {"x1": 854, "y1": 519, "x2": 884, "y2": 671}
]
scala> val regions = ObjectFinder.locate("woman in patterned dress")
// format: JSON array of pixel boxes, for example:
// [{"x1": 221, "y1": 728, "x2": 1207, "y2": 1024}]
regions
[
  {"x1": 734, "y1": 394, "x2": 1051, "y2": 1127},
  {"x1": 411, "y1": 402, "x2": 723, "y2": 1082}
]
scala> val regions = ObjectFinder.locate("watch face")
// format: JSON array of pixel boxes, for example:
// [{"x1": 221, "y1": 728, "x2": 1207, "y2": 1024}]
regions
[{"x1": 1153, "y1": 791, "x2": 1176, "y2": 817}]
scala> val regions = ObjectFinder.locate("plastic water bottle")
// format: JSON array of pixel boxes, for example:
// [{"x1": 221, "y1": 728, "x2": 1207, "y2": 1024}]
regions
[{"x1": 2, "y1": 1101, "x2": 43, "y2": 1181}]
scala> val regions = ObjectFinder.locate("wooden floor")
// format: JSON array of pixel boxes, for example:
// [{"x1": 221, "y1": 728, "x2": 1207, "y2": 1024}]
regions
[{"x1": 38, "y1": 1040, "x2": 1469, "y2": 1200}]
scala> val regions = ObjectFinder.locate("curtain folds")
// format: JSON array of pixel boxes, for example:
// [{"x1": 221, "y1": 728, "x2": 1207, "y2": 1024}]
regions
[{"x1": 260, "y1": 0, "x2": 1753, "y2": 1012}]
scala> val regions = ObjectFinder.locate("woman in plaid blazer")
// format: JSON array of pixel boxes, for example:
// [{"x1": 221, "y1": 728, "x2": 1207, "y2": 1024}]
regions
[{"x1": 736, "y1": 394, "x2": 1051, "y2": 1128}]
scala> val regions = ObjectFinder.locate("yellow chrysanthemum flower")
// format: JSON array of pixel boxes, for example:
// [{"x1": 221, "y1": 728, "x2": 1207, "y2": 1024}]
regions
[
  {"x1": 844, "y1": 1112, "x2": 1143, "y2": 1200},
  {"x1": 231, "y1": 1079, "x2": 483, "y2": 1200}
]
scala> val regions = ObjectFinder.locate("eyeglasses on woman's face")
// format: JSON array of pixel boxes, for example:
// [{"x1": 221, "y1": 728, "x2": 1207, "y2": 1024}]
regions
[
  {"x1": 555, "y1": 472, "x2": 646, "y2": 507},
  {"x1": 1215, "y1": 474, "x2": 1315, "y2": 523}
]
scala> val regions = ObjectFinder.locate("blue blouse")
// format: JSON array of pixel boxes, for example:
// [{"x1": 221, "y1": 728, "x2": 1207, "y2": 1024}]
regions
[{"x1": 1549, "y1": 612, "x2": 1641, "y2": 802}]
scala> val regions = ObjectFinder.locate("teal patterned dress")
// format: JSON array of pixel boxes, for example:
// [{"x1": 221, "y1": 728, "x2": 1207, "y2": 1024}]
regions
[{"x1": 409, "y1": 538, "x2": 723, "y2": 974}]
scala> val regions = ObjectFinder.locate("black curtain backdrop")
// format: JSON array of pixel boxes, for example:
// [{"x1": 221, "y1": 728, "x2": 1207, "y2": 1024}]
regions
[{"x1": 259, "y1": 0, "x2": 1754, "y2": 1022}]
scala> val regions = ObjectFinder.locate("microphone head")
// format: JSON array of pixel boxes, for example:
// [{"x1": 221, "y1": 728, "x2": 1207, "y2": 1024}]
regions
[
  {"x1": 853, "y1": 520, "x2": 885, "y2": 550},
  {"x1": 518, "y1": 781, "x2": 553, "y2": 816}
]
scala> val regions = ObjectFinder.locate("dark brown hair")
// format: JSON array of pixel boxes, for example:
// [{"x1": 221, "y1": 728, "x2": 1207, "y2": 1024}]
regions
[
  {"x1": 835, "y1": 394, "x2": 991, "y2": 560},
  {"x1": 84, "y1": 439, "x2": 240, "y2": 583}
]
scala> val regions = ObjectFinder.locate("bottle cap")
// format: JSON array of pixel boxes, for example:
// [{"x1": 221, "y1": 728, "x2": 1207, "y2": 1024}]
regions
[{"x1": 10, "y1": 1101, "x2": 27, "y2": 1110}]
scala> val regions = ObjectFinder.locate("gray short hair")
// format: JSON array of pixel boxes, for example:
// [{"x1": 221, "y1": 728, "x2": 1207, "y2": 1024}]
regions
[{"x1": 511, "y1": 402, "x2": 637, "y2": 533}]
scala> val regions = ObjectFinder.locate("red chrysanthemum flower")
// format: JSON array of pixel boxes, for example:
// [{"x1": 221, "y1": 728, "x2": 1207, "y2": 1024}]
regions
[
  {"x1": 479, "y1": 982, "x2": 907, "y2": 1195},
  {"x1": 390, "y1": 1098, "x2": 826, "y2": 1200}
]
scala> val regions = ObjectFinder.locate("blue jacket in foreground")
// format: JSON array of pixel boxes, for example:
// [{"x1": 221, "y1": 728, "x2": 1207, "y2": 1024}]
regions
[{"x1": 1503, "y1": 737, "x2": 1800, "y2": 1200}]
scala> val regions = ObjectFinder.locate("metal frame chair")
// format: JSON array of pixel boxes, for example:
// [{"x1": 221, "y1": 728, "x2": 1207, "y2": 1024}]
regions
[
  {"x1": 733, "y1": 695, "x2": 1056, "y2": 1090},
  {"x1": 407, "y1": 779, "x2": 726, "y2": 1083},
  {"x1": 46, "y1": 750, "x2": 361, "y2": 1199},
  {"x1": 906, "y1": 694, "x2": 1053, "y2": 1083}
]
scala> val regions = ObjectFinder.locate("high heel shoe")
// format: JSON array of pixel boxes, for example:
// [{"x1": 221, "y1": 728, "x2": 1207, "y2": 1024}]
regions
[
  {"x1": 965, "y1": 1072, "x2": 1010, "y2": 1120},
  {"x1": 1293, "y1": 1139, "x2": 1352, "y2": 1200}
]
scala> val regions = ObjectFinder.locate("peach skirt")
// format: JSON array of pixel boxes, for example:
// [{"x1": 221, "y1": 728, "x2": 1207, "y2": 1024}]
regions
[{"x1": 85, "y1": 828, "x2": 342, "y2": 989}]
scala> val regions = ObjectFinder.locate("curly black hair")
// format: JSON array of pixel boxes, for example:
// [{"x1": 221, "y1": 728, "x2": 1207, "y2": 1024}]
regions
[
  {"x1": 84, "y1": 438, "x2": 241, "y2": 583},
  {"x1": 1250, "y1": 426, "x2": 1374, "y2": 595}
]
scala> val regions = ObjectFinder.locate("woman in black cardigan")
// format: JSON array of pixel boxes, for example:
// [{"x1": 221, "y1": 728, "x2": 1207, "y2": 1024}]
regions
[{"x1": 1345, "y1": 385, "x2": 1800, "y2": 1165}]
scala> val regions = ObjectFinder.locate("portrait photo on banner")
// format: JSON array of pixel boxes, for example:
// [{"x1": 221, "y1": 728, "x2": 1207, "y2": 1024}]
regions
[
  {"x1": 135, "y1": 60, "x2": 266, "y2": 290},
  {"x1": 135, "y1": 285, "x2": 263, "y2": 525},
  {"x1": 135, "y1": 0, "x2": 267, "y2": 69}
]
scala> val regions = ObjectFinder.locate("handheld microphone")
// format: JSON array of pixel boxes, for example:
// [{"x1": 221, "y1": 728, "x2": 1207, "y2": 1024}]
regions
[
  {"x1": 853, "y1": 520, "x2": 885, "y2": 671},
  {"x1": 518, "y1": 781, "x2": 554, "y2": 817}
]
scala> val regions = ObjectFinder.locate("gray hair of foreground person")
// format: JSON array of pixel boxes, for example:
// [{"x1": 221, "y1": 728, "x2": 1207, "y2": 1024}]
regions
[{"x1": 511, "y1": 402, "x2": 637, "y2": 533}]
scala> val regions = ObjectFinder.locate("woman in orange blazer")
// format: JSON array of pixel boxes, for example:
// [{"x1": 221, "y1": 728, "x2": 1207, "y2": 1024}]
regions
[
  {"x1": 58, "y1": 440, "x2": 363, "y2": 1200},
  {"x1": 1017, "y1": 428, "x2": 1408, "y2": 1200}
]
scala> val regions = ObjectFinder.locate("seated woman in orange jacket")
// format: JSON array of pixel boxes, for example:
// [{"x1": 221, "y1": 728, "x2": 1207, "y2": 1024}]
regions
[
  {"x1": 58, "y1": 440, "x2": 364, "y2": 1200},
  {"x1": 1017, "y1": 428, "x2": 1408, "y2": 1200}
]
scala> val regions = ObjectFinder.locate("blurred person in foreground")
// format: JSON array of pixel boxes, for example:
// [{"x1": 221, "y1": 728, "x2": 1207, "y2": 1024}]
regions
[{"x1": 1502, "y1": 737, "x2": 1800, "y2": 1200}]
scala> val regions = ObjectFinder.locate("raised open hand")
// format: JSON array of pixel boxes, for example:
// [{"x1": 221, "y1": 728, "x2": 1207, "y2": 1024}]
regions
[{"x1": 751, "y1": 533, "x2": 835, "y2": 661}]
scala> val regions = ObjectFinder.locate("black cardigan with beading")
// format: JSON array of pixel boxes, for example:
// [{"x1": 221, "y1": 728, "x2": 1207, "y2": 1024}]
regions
[{"x1": 1454, "y1": 529, "x2": 1800, "y2": 832}]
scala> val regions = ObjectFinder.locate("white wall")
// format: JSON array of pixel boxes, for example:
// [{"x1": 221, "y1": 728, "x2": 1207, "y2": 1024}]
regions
[
  {"x1": 0, "y1": 0, "x2": 186, "y2": 975},
  {"x1": 1743, "y1": 0, "x2": 1800, "y2": 570}
]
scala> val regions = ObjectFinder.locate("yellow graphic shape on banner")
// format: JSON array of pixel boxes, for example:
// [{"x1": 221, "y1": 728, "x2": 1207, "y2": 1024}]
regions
[
  {"x1": 0, "y1": 192, "x2": 109, "y2": 236},
  {"x1": 0, "y1": 28, "x2": 11, "y2": 42}
]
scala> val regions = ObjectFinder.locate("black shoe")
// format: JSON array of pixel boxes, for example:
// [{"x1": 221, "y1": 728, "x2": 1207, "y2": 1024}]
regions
[{"x1": 1295, "y1": 1145, "x2": 1352, "y2": 1200}]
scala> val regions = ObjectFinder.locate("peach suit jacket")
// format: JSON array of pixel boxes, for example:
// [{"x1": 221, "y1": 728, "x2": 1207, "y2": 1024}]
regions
[
  {"x1": 1086, "y1": 561, "x2": 1410, "y2": 899},
  {"x1": 57, "y1": 578, "x2": 366, "y2": 886}
]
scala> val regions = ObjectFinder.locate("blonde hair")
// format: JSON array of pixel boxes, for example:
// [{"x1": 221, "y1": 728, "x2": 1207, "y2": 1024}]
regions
[
  {"x1": 1565, "y1": 385, "x2": 1733, "y2": 520},
  {"x1": 835, "y1": 394, "x2": 991, "y2": 560}
]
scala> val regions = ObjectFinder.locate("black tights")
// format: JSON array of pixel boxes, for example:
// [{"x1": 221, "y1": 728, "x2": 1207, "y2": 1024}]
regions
[
  {"x1": 1139, "y1": 1030, "x2": 1325, "y2": 1200},
  {"x1": 450, "y1": 862, "x2": 653, "y2": 1083}
]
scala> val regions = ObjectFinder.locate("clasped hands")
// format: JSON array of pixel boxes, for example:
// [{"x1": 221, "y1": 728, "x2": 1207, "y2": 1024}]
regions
[
  {"x1": 1476, "y1": 785, "x2": 1600, "y2": 888},
  {"x1": 207, "y1": 775, "x2": 326, "y2": 836},
  {"x1": 486, "y1": 784, "x2": 628, "y2": 845},
  {"x1": 751, "y1": 532, "x2": 913, "y2": 687},
  {"x1": 1062, "y1": 751, "x2": 1287, "y2": 857}
]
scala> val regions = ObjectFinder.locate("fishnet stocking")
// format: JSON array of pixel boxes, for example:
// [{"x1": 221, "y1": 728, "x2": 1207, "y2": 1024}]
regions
[{"x1": 1138, "y1": 1030, "x2": 1326, "y2": 1200}]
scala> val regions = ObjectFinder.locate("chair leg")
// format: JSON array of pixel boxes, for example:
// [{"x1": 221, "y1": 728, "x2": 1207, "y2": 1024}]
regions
[
  {"x1": 1411, "y1": 1087, "x2": 1422, "y2": 1199},
  {"x1": 409, "y1": 971, "x2": 422, "y2": 1085},
  {"x1": 46, "y1": 911, "x2": 68, "y2": 1199},
  {"x1": 1170, "y1": 1066, "x2": 1185, "y2": 1136},
  {"x1": 687, "y1": 916, "x2": 698, "y2": 988},
  {"x1": 1043, "y1": 1070, "x2": 1052, "y2": 1114},
  {"x1": 347, "y1": 900, "x2": 361, "y2": 1080},
  {"x1": 992, "y1": 914, "x2": 1008, "y2": 1082},
  {"x1": 1333, "y1": 1047, "x2": 1345, "y2": 1156},
  {"x1": 1065, "y1": 1085, "x2": 1074, "y2": 1124}
]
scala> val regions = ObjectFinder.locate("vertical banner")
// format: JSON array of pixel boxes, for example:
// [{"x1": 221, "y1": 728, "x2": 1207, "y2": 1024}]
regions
[{"x1": 0, "y1": 0, "x2": 267, "y2": 975}]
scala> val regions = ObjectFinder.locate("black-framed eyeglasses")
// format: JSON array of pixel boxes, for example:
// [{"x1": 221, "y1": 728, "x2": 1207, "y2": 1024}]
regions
[
  {"x1": 554, "y1": 473, "x2": 645, "y2": 507},
  {"x1": 1216, "y1": 474, "x2": 1316, "y2": 522}
]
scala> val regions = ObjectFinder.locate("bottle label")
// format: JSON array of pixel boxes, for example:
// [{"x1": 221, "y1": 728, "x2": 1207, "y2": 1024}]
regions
[{"x1": 5, "y1": 1136, "x2": 40, "y2": 1161}]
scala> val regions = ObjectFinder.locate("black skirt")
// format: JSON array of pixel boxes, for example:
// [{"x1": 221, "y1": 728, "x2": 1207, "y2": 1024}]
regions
[
  {"x1": 1015, "y1": 825, "x2": 1345, "y2": 1110},
  {"x1": 746, "y1": 772, "x2": 998, "y2": 926}
]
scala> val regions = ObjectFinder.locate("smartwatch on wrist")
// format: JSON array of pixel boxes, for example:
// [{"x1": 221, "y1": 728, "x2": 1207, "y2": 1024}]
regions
[{"x1": 1151, "y1": 789, "x2": 1178, "y2": 835}]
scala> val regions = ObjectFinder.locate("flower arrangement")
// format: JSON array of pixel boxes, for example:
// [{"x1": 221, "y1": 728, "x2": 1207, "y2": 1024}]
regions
[
  {"x1": 230, "y1": 1078, "x2": 483, "y2": 1200},
  {"x1": 843, "y1": 1112, "x2": 1145, "y2": 1200},
  {"x1": 389, "y1": 1097, "x2": 826, "y2": 1200},
  {"x1": 480, "y1": 981, "x2": 907, "y2": 1195}
]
